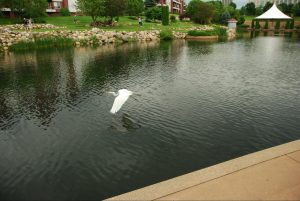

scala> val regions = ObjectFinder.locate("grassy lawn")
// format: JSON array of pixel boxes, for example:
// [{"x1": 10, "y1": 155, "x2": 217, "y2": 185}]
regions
[
  {"x1": 0, "y1": 16, "x2": 200, "y2": 32},
  {"x1": 47, "y1": 16, "x2": 199, "y2": 32},
  {"x1": 2, "y1": 15, "x2": 299, "y2": 32}
]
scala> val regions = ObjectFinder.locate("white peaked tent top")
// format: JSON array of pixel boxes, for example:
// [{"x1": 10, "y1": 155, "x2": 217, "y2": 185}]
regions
[{"x1": 255, "y1": 4, "x2": 292, "y2": 20}]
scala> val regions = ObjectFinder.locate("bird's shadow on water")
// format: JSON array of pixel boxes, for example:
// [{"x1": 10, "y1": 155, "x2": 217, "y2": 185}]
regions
[{"x1": 110, "y1": 113, "x2": 141, "y2": 133}]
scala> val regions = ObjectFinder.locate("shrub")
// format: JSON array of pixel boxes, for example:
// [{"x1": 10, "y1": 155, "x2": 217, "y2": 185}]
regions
[
  {"x1": 251, "y1": 20, "x2": 255, "y2": 28},
  {"x1": 285, "y1": 20, "x2": 290, "y2": 29},
  {"x1": 162, "y1": 6, "x2": 169, "y2": 25},
  {"x1": 186, "y1": 0, "x2": 215, "y2": 24},
  {"x1": 215, "y1": 27, "x2": 227, "y2": 37},
  {"x1": 238, "y1": 24, "x2": 249, "y2": 28},
  {"x1": 221, "y1": 11, "x2": 231, "y2": 24},
  {"x1": 237, "y1": 16, "x2": 245, "y2": 25},
  {"x1": 187, "y1": 30, "x2": 216, "y2": 36},
  {"x1": 255, "y1": 20, "x2": 260, "y2": 29},
  {"x1": 10, "y1": 37, "x2": 74, "y2": 51},
  {"x1": 33, "y1": 17, "x2": 46, "y2": 24},
  {"x1": 179, "y1": 13, "x2": 189, "y2": 21},
  {"x1": 290, "y1": 19, "x2": 294, "y2": 29},
  {"x1": 170, "y1": 15, "x2": 176, "y2": 23},
  {"x1": 160, "y1": 30, "x2": 173, "y2": 40},
  {"x1": 128, "y1": 16, "x2": 137, "y2": 20},
  {"x1": 145, "y1": 7, "x2": 162, "y2": 21},
  {"x1": 60, "y1": 8, "x2": 70, "y2": 16},
  {"x1": 275, "y1": 20, "x2": 280, "y2": 29},
  {"x1": 264, "y1": 21, "x2": 269, "y2": 29}
]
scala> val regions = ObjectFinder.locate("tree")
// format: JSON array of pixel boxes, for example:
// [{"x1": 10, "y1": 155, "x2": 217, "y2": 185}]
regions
[
  {"x1": 226, "y1": 5, "x2": 239, "y2": 18},
  {"x1": 145, "y1": 6, "x2": 162, "y2": 21},
  {"x1": 245, "y1": 2, "x2": 255, "y2": 15},
  {"x1": 145, "y1": 0, "x2": 157, "y2": 8},
  {"x1": 287, "y1": 4, "x2": 293, "y2": 14},
  {"x1": 240, "y1": 6, "x2": 246, "y2": 15},
  {"x1": 0, "y1": 0, "x2": 22, "y2": 17},
  {"x1": 162, "y1": 5, "x2": 169, "y2": 25},
  {"x1": 76, "y1": 0, "x2": 105, "y2": 23},
  {"x1": 0, "y1": 0, "x2": 46, "y2": 18},
  {"x1": 23, "y1": 0, "x2": 47, "y2": 18},
  {"x1": 208, "y1": 0, "x2": 224, "y2": 23},
  {"x1": 263, "y1": 1, "x2": 273, "y2": 12},
  {"x1": 255, "y1": 6, "x2": 263, "y2": 16},
  {"x1": 104, "y1": 0, "x2": 127, "y2": 23},
  {"x1": 187, "y1": 0, "x2": 215, "y2": 24},
  {"x1": 220, "y1": 10, "x2": 230, "y2": 24},
  {"x1": 127, "y1": 0, "x2": 144, "y2": 16},
  {"x1": 292, "y1": 3, "x2": 300, "y2": 16},
  {"x1": 229, "y1": 2, "x2": 236, "y2": 9},
  {"x1": 278, "y1": 3, "x2": 289, "y2": 14}
]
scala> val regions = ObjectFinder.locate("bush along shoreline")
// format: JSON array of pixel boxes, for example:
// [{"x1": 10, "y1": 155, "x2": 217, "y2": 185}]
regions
[{"x1": 0, "y1": 24, "x2": 235, "y2": 52}]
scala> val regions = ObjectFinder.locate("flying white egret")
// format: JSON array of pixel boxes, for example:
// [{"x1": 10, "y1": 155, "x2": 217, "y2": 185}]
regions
[{"x1": 108, "y1": 89, "x2": 133, "y2": 114}]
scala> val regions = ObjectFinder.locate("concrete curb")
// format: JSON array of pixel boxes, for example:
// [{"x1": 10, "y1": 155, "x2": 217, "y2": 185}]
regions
[{"x1": 106, "y1": 139, "x2": 300, "y2": 201}]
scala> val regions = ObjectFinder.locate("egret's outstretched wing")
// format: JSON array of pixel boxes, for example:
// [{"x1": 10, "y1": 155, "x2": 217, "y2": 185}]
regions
[{"x1": 110, "y1": 93, "x2": 130, "y2": 114}]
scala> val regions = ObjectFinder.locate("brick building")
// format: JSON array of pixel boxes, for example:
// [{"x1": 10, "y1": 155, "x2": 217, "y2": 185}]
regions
[
  {"x1": 47, "y1": 0, "x2": 77, "y2": 14},
  {"x1": 157, "y1": 0, "x2": 186, "y2": 14}
]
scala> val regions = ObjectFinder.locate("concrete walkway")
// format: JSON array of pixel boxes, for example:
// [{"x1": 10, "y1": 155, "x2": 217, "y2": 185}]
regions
[{"x1": 107, "y1": 140, "x2": 300, "y2": 200}]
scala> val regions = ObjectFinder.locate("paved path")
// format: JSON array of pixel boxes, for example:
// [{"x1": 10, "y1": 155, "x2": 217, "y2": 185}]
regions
[{"x1": 107, "y1": 140, "x2": 300, "y2": 200}]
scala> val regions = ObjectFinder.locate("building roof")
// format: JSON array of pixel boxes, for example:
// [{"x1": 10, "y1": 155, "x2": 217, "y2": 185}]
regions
[
  {"x1": 227, "y1": 18, "x2": 238, "y2": 22},
  {"x1": 255, "y1": 4, "x2": 292, "y2": 20}
]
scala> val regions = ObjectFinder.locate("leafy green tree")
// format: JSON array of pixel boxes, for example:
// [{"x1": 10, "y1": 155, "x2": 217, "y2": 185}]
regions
[
  {"x1": 145, "y1": 6, "x2": 162, "y2": 21},
  {"x1": 245, "y1": 2, "x2": 255, "y2": 15},
  {"x1": 229, "y1": 2, "x2": 237, "y2": 9},
  {"x1": 292, "y1": 3, "x2": 300, "y2": 16},
  {"x1": 104, "y1": 0, "x2": 127, "y2": 23},
  {"x1": 287, "y1": 4, "x2": 293, "y2": 14},
  {"x1": 255, "y1": 6, "x2": 263, "y2": 16},
  {"x1": 221, "y1": 10, "x2": 230, "y2": 24},
  {"x1": 0, "y1": 0, "x2": 46, "y2": 18},
  {"x1": 145, "y1": 0, "x2": 157, "y2": 8},
  {"x1": 76, "y1": 0, "x2": 105, "y2": 22},
  {"x1": 127, "y1": 0, "x2": 144, "y2": 16},
  {"x1": 23, "y1": 0, "x2": 47, "y2": 18},
  {"x1": 278, "y1": 3, "x2": 289, "y2": 14},
  {"x1": 208, "y1": 1, "x2": 224, "y2": 24},
  {"x1": 237, "y1": 15, "x2": 245, "y2": 25},
  {"x1": 264, "y1": 20, "x2": 268, "y2": 29},
  {"x1": 187, "y1": 0, "x2": 215, "y2": 24},
  {"x1": 240, "y1": 6, "x2": 246, "y2": 15},
  {"x1": 226, "y1": 5, "x2": 240, "y2": 18},
  {"x1": 275, "y1": 20, "x2": 280, "y2": 29},
  {"x1": 0, "y1": 0, "x2": 22, "y2": 16},
  {"x1": 162, "y1": 5, "x2": 169, "y2": 25},
  {"x1": 263, "y1": 1, "x2": 273, "y2": 12}
]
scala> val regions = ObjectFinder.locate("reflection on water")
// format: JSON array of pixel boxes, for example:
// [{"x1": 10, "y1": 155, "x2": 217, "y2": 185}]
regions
[
  {"x1": 0, "y1": 38, "x2": 300, "y2": 200},
  {"x1": 111, "y1": 113, "x2": 141, "y2": 132}
]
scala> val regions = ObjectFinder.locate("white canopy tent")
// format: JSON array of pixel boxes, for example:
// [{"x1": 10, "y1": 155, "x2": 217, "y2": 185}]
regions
[
  {"x1": 251, "y1": 3, "x2": 294, "y2": 31},
  {"x1": 255, "y1": 4, "x2": 292, "y2": 20}
]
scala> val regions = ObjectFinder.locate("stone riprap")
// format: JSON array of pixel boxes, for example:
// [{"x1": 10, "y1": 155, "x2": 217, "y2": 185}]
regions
[
  {"x1": 189, "y1": 25, "x2": 216, "y2": 31},
  {"x1": 0, "y1": 27, "x2": 162, "y2": 51},
  {"x1": 0, "y1": 26, "x2": 188, "y2": 51},
  {"x1": 1, "y1": 23, "x2": 63, "y2": 30},
  {"x1": 0, "y1": 24, "x2": 235, "y2": 51},
  {"x1": 227, "y1": 28, "x2": 236, "y2": 40}
]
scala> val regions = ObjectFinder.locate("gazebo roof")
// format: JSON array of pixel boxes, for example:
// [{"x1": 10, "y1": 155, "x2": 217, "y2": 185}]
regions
[{"x1": 255, "y1": 4, "x2": 292, "y2": 20}]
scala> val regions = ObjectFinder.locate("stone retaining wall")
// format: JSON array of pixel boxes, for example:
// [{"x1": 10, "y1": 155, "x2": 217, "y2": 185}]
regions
[{"x1": 0, "y1": 24, "x2": 236, "y2": 52}]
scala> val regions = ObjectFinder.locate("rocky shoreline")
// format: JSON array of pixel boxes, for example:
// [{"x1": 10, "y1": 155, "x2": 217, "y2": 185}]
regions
[{"x1": 0, "y1": 24, "x2": 235, "y2": 52}]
